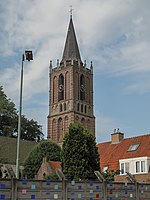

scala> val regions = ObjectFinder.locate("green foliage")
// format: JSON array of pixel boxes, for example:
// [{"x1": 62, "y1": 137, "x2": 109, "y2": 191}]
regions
[
  {"x1": 0, "y1": 86, "x2": 18, "y2": 137},
  {"x1": 43, "y1": 173, "x2": 59, "y2": 180},
  {"x1": 101, "y1": 170, "x2": 120, "y2": 182},
  {"x1": 61, "y1": 123, "x2": 100, "y2": 180},
  {"x1": 23, "y1": 140, "x2": 61, "y2": 179},
  {"x1": 0, "y1": 85, "x2": 44, "y2": 141}
]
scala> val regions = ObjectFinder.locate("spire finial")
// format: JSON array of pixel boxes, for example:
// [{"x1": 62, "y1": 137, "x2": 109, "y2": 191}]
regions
[{"x1": 69, "y1": 5, "x2": 73, "y2": 18}]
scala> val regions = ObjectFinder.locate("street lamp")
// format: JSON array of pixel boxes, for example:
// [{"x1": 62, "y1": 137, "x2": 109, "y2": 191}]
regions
[{"x1": 16, "y1": 50, "x2": 33, "y2": 179}]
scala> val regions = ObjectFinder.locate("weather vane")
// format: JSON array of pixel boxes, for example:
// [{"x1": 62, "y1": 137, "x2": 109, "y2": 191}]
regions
[{"x1": 69, "y1": 5, "x2": 73, "y2": 17}]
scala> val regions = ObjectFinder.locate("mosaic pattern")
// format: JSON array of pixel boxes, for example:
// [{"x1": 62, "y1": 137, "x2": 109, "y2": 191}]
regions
[{"x1": 0, "y1": 179, "x2": 150, "y2": 199}]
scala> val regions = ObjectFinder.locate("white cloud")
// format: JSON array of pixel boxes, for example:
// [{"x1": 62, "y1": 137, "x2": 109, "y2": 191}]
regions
[{"x1": 0, "y1": 0, "x2": 150, "y2": 140}]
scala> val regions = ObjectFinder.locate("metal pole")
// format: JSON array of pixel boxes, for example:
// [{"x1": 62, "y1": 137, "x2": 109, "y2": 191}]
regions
[{"x1": 16, "y1": 54, "x2": 24, "y2": 179}]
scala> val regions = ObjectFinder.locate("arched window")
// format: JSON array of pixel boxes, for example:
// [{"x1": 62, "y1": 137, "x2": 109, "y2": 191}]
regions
[
  {"x1": 58, "y1": 118, "x2": 63, "y2": 141},
  {"x1": 58, "y1": 74, "x2": 64, "y2": 101},
  {"x1": 59, "y1": 104, "x2": 63, "y2": 112},
  {"x1": 81, "y1": 104, "x2": 83, "y2": 112},
  {"x1": 85, "y1": 105, "x2": 87, "y2": 113},
  {"x1": 81, "y1": 118, "x2": 85, "y2": 126},
  {"x1": 52, "y1": 119, "x2": 56, "y2": 140},
  {"x1": 64, "y1": 103, "x2": 67, "y2": 111},
  {"x1": 53, "y1": 76, "x2": 57, "y2": 103},
  {"x1": 80, "y1": 74, "x2": 85, "y2": 100},
  {"x1": 77, "y1": 103, "x2": 80, "y2": 111}
]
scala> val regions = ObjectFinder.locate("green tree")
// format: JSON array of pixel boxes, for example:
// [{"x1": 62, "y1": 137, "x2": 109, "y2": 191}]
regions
[
  {"x1": 61, "y1": 123, "x2": 100, "y2": 180},
  {"x1": 0, "y1": 85, "x2": 44, "y2": 141},
  {"x1": 23, "y1": 140, "x2": 61, "y2": 179},
  {"x1": 0, "y1": 86, "x2": 18, "y2": 137}
]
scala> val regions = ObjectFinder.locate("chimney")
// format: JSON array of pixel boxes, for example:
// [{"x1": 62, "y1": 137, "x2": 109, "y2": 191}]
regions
[{"x1": 111, "y1": 128, "x2": 124, "y2": 144}]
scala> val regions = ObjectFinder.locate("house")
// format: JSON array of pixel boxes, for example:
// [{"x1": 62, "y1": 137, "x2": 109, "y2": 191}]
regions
[
  {"x1": 36, "y1": 158, "x2": 62, "y2": 180},
  {"x1": 97, "y1": 131, "x2": 150, "y2": 182}
]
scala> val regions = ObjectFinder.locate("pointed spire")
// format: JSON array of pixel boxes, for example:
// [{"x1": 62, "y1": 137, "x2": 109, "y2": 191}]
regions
[{"x1": 61, "y1": 16, "x2": 82, "y2": 63}]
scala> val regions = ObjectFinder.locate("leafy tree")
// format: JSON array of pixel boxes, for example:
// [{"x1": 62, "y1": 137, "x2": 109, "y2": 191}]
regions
[
  {"x1": 0, "y1": 86, "x2": 18, "y2": 137},
  {"x1": 61, "y1": 123, "x2": 100, "y2": 180},
  {"x1": 0, "y1": 85, "x2": 44, "y2": 141},
  {"x1": 23, "y1": 140, "x2": 61, "y2": 179}
]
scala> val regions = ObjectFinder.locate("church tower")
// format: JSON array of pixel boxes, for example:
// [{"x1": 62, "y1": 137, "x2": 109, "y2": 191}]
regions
[{"x1": 47, "y1": 15, "x2": 95, "y2": 143}]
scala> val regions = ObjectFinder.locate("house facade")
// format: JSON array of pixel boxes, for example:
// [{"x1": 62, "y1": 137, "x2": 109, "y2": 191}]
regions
[{"x1": 97, "y1": 132, "x2": 150, "y2": 182}]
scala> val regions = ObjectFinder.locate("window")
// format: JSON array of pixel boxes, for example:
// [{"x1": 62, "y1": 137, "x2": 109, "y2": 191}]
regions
[
  {"x1": 120, "y1": 162, "x2": 129, "y2": 174},
  {"x1": 141, "y1": 161, "x2": 146, "y2": 172},
  {"x1": 125, "y1": 163, "x2": 129, "y2": 173},
  {"x1": 85, "y1": 105, "x2": 87, "y2": 113},
  {"x1": 59, "y1": 104, "x2": 62, "y2": 112},
  {"x1": 80, "y1": 74, "x2": 85, "y2": 100},
  {"x1": 121, "y1": 163, "x2": 124, "y2": 174},
  {"x1": 103, "y1": 166, "x2": 108, "y2": 173},
  {"x1": 77, "y1": 103, "x2": 80, "y2": 111},
  {"x1": 136, "y1": 161, "x2": 140, "y2": 173},
  {"x1": 58, "y1": 74, "x2": 64, "y2": 101},
  {"x1": 81, "y1": 104, "x2": 83, "y2": 112},
  {"x1": 128, "y1": 143, "x2": 140, "y2": 152},
  {"x1": 64, "y1": 103, "x2": 66, "y2": 111}
]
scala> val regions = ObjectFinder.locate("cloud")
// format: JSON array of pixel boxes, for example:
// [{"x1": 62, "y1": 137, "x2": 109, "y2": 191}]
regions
[
  {"x1": 96, "y1": 112, "x2": 119, "y2": 143},
  {"x1": 0, "y1": 0, "x2": 150, "y2": 140}
]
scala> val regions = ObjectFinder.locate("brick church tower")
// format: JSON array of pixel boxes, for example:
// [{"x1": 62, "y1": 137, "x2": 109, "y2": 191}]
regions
[{"x1": 47, "y1": 15, "x2": 95, "y2": 143}]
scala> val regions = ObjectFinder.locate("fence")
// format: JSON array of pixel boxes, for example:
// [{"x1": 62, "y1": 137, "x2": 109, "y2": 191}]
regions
[{"x1": 0, "y1": 178, "x2": 150, "y2": 200}]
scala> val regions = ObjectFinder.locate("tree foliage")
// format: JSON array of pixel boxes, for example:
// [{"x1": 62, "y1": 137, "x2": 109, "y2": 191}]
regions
[
  {"x1": 0, "y1": 86, "x2": 43, "y2": 141},
  {"x1": 0, "y1": 86, "x2": 18, "y2": 137},
  {"x1": 61, "y1": 123, "x2": 100, "y2": 180},
  {"x1": 23, "y1": 140, "x2": 61, "y2": 179}
]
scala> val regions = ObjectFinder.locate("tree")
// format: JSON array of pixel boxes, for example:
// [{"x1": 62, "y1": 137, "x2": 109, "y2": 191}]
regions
[
  {"x1": 61, "y1": 123, "x2": 100, "y2": 180},
  {"x1": 0, "y1": 85, "x2": 44, "y2": 141},
  {"x1": 0, "y1": 86, "x2": 18, "y2": 137},
  {"x1": 23, "y1": 140, "x2": 61, "y2": 179}
]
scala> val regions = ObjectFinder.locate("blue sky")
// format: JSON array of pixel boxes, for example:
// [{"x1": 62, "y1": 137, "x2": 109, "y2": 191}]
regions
[{"x1": 0, "y1": 0, "x2": 150, "y2": 143}]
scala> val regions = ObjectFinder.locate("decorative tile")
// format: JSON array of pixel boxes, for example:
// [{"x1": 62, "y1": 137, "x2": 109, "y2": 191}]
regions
[
  {"x1": 96, "y1": 185, "x2": 99, "y2": 190},
  {"x1": 46, "y1": 179, "x2": 50, "y2": 185},
  {"x1": 46, "y1": 190, "x2": 50, "y2": 194},
  {"x1": 90, "y1": 181, "x2": 93, "y2": 186},
  {"x1": 130, "y1": 193, "x2": 133, "y2": 198},
  {"x1": 22, "y1": 189, "x2": 26, "y2": 194},
  {"x1": 78, "y1": 193, "x2": 82, "y2": 198},
  {"x1": 0, "y1": 194, "x2": 5, "y2": 199},
  {"x1": 78, "y1": 185, "x2": 82, "y2": 190},
  {"x1": 54, "y1": 185, "x2": 58, "y2": 190},
  {"x1": 31, "y1": 184, "x2": 35, "y2": 189},
  {"x1": 22, "y1": 179, "x2": 27, "y2": 185},
  {"x1": 54, "y1": 194, "x2": 58, "y2": 199},
  {"x1": 109, "y1": 182, "x2": 113, "y2": 186},
  {"x1": 0, "y1": 184, "x2": 5, "y2": 189},
  {"x1": 96, "y1": 193, "x2": 99, "y2": 198},
  {"x1": 109, "y1": 189, "x2": 112, "y2": 194},
  {"x1": 89, "y1": 189, "x2": 93, "y2": 194},
  {"x1": 71, "y1": 180, "x2": 75, "y2": 186},
  {"x1": 31, "y1": 194, "x2": 35, "y2": 199}
]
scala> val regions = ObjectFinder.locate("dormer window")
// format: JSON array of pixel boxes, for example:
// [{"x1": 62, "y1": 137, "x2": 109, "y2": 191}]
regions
[{"x1": 128, "y1": 143, "x2": 140, "y2": 152}]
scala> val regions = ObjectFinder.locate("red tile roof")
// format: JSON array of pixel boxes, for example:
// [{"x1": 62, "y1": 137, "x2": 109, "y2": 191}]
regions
[
  {"x1": 48, "y1": 161, "x2": 61, "y2": 170},
  {"x1": 97, "y1": 134, "x2": 150, "y2": 171}
]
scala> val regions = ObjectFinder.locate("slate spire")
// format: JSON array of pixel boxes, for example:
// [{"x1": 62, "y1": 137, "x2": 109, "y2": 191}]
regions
[{"x1": 61, "y1": 15, "x2": 82, "y2": 63}]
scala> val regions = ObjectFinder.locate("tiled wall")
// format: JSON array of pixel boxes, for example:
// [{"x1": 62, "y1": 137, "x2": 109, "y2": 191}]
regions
[{"x1": 0, "y1": 179, "x2": 150, "y2": 200}]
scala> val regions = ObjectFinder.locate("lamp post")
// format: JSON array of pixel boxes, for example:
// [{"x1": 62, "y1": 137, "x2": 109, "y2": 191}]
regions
[{"x1": 16, "y1": 51, "x2": 33, "y2": 179}]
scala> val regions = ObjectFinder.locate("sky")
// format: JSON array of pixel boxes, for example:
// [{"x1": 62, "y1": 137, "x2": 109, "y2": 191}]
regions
[{"x1": 0, "y1": 0, "x2": 150, "y2": 143}]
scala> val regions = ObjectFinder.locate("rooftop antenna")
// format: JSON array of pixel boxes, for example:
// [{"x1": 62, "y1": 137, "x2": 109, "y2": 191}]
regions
[{"x1": 69, "y1": 5, "x2": 73, "y2": 18}]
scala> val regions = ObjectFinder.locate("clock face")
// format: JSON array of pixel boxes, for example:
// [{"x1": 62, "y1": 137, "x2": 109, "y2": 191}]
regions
[
  {"x1": 80, "y1": 84, "x2": 85, "y2": 92},
  {"x1": 58, "y1": 84, "x2": 64, "y2": 92}
]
